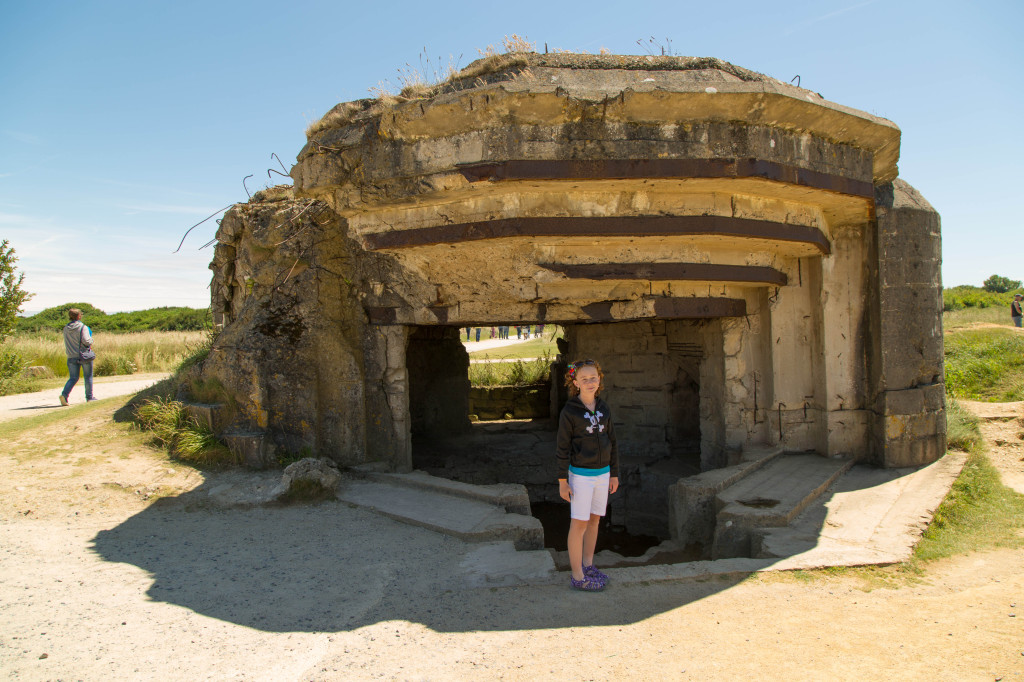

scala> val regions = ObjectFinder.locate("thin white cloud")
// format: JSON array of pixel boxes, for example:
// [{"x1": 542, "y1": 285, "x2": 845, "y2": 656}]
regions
[{"x1": 784, "y1": 0, "x2": 883, "y2": 35}]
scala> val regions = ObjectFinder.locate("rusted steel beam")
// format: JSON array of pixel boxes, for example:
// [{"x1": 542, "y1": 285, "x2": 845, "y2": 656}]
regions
[
  {"x1": 542, "y1": 262, "x2": 787, "y2": 286},
  {"x1": 364, "y1": 215, "x2": 830, "y2": 254},
  {"x1": 456, "y1": 158, "x2": 874, "y2": 198},
  {"x1": 366, "y1": 296, "x2": 746, "y2": 326}
]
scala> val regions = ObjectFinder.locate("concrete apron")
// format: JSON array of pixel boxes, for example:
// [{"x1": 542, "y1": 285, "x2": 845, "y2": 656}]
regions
[{"x1": 177, "y1": 454, "x2": 965, "y2": 589}]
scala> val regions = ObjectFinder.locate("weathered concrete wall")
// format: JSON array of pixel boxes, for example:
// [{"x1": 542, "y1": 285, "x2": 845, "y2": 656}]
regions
[
  {"x1": 468, "y1": 384, "x2": 550, "y2": 421},
  {"x1": 868, "y1": 180, "x2": 946, "y2": 466}
]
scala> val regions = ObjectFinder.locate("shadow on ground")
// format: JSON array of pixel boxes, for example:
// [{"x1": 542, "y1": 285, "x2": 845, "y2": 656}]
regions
[{"x1": 89, "y1": 483, "x2": 754, "y2": 634}]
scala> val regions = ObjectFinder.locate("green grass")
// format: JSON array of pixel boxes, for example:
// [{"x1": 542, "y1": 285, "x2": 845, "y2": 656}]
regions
[
  {"x1": 913, "y1": 450, "x2": 1024, "y2": 561},
  {"x1": 942, "y1": 306, "x2": 1010, "y2": 330},
  {"x1": 469, "y1": 354, "x2": 553, "y2": 387},
  {"x1": 944, "y1": 327, "x2": 1024, "y2": 401},
  {"x1": 945, "y1": 397, "x2": 984, "y2": 453}
]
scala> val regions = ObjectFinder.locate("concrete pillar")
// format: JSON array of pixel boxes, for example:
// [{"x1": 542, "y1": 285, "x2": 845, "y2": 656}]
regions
[
  {"x1": 382, "y1": 325, "x2": 412, "y2": 471},
  {"x1": 363, "y1": 325, "x2": 412, "y2": 471},
  {"x1": 699, "y1": 319, "x2": 726, "y2": 469},
  {"x1": 820, "y1": 222, "x2": 871, "y2": 459},
  {"x1": 868, "y1": 180, "x2": 946, "y2": 467},
  {"x1": 767, "y1": 256, "x2": 824, "y2": 451}
]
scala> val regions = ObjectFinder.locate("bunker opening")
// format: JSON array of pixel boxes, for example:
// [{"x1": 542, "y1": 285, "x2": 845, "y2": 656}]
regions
[{"x1": 407, "y1": 319, "x2": 712, "y2": 561}]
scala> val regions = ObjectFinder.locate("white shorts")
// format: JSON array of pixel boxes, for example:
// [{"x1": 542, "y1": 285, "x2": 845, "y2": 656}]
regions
[{"x1": 568, "y1": 471, "x2": 610, "y2": 521}]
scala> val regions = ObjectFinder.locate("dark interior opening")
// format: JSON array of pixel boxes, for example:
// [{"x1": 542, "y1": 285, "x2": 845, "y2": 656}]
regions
[{"x1": 407, "y1": 321, "x2": 710, "y2": 564}]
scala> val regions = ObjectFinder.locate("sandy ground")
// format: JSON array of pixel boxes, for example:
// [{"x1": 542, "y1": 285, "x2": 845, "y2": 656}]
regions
[{"x1": 0, "y1": 400, "x2": 1022, "y2": 680}]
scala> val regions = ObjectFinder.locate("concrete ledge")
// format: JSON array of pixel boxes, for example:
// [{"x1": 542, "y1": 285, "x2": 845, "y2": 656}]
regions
[
  {"x1": 184, "y1": 402, "x2": 227, "y2": 432},
  {"x1": 222, "y1": 431, "x2": 275, "y2": 470},
  {"x1": 460, "y1": 542, "x2": 557, "y2": 587},
  {"x1": 360, "y1": 469, "x2": 532, "y2": 515},
  {"x1": 667, "y1": 444, "x2": 783, "y2": 546},
  {"x1": 711, "y1": 455, "x2": 854, "y2": 559},
  {"x1": 337, "y1": 479, "x2": 543, "y2": 550}
]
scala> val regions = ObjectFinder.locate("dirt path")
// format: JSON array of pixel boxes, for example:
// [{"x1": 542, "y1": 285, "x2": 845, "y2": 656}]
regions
[
  {"x1": 0, "y1": 372, "x2": 169, "y2": 422},
  {"x1": 0, "y1": 402, "x2": 1022, "y2": 680}
]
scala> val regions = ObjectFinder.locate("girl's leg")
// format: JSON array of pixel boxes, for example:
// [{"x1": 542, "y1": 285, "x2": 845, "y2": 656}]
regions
[
  {"x1": 581, "y1": 513, "x2": 602, "y2": 567},
  {"x1": 567, "y1": 518, "x2": 590, "y2": 580}
]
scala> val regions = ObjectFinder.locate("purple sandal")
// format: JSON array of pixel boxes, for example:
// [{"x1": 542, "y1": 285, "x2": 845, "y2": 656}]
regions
[
  {"x1": 583, "y1": 564, "x2": 609, "y2": 585},
  {"x1": 570, "y1": 575, "x2": 605, "y2": 592}
]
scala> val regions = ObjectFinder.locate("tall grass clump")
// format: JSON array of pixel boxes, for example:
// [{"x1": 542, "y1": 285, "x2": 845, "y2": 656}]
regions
[
  {"x1": 944, "y1": 328, "x2": 1024, "y2": 401},
  {"x1": 134, "y1": 396, "x2": 235, "y2": 467}
]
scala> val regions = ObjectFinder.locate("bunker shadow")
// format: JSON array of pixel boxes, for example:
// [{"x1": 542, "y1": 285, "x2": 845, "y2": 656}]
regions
[
  {"x1": 88, "y1": 484, "x2": 758, "y2": 634},
  {"x1": 87, "y1": 459, "x2": 932, "y2": 635}
]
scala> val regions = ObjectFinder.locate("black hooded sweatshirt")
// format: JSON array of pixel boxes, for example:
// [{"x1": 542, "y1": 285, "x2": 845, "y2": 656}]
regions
[{"x1": 555, "y1": 395, "x2": 620, "y2": 480}]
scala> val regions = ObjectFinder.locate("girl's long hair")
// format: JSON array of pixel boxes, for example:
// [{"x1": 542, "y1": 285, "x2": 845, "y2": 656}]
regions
[{"x1": 564, "y1": 359, "x2": 604, "y2": 397}]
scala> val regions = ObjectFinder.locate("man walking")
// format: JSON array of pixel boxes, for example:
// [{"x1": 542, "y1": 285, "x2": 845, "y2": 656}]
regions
[{"x1": 1013, "y1": 294, "x2": 1023, "y2": 329}]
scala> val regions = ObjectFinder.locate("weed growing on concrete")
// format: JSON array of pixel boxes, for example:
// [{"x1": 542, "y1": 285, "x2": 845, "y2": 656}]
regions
[{"x1": 305, "y1": 36, "x2": 536, "y2": 138}]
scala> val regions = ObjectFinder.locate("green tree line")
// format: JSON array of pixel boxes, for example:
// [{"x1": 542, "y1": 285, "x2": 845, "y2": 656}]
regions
[{"x1": 17, "y1": 302, "x2": 211, "y2": 333}]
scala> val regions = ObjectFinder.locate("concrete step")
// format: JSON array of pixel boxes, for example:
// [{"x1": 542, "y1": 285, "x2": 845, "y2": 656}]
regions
[
  {"x1": 336, "y1": 479, "x2": 544, "y2": 550},
  {"x1": 668, "y1": 444, "x2": 785, "y2": 547},
  {"x1": 360, "y1": 469, "x2": 532, "y2": 515},
  {"x1": 750, "y1": 455, "x2": 966, "y2": 565},
  {"x1": 711, "y1": 454, "x2": 854, "y2": 559}
]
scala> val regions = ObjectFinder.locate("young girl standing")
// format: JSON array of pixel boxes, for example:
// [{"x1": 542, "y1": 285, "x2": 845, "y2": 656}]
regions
[{"x1": 556, "y1": 359, "x2": 619, "y2": 591}]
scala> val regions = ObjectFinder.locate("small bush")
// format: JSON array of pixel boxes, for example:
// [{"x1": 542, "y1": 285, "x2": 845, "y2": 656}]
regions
[{"x1": 0, "y1": 349, "x2": 26, "y2": 394}]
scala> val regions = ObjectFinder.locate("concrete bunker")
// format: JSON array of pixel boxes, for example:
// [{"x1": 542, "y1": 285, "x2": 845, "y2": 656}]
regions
[{"x1": 197, "y1": 53, "x2": 945, "y2": 560}]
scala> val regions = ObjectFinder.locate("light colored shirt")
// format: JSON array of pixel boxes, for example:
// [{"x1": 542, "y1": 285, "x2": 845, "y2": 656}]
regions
[{"x1": 62, "y1": 321, "x2": 92, "y2": 359}]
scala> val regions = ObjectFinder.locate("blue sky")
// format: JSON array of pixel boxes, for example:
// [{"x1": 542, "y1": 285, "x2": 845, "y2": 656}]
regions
[{"x1": 2, "y1": 0, "x2": 1021, "y2": 313}]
